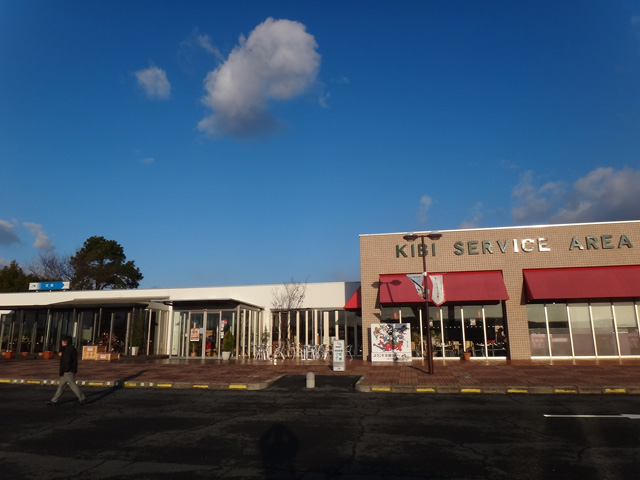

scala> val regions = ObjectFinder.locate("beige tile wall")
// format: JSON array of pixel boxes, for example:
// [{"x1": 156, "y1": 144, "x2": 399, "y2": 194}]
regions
[{"x1": 360, "y1": 221, "x2": 640, "y2": 360}]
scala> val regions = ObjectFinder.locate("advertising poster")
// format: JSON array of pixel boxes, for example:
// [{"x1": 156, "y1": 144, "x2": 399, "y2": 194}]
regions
[
  {"x1": 371, "y1": 323, "x2": 412, "y2": 362},
  {"x1": 190, "y1": 327, "x2": 200, "y2": 342}
]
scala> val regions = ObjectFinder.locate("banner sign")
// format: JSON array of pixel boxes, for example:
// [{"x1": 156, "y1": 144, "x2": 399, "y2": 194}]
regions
[
  {"x1": 371, "y1": 323, "x2": 412, "y2": 362},
  {"x1": 332, "y1": 340, "x2": 346, "y2": 371},
  {"x1": 429, "y1": 274, "x2": 445, "y2": 306},
  {"x1": 29, "y1": 281, "x2": 70, "y2": 291}
]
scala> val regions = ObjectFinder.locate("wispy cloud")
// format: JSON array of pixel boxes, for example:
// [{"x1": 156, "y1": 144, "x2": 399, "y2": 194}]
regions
[
  {"x1": 511, "y1": 167, "x2": 640, "y2": 224},
  {"x1": 182, "y1": 27, "x2": 223, "y2": 60},
  {"x1": 135, "y1": 65, "x2": 171, "y2": 100},
  {"x1": 0, "y1": 219, "x2": 20, "y2": 246},
  {"x1": 23, "y1": 222, "x2": 54, "y2": 252},
  {"x1": 417, "y1": 195, "x2": 433, "y2": 224},
  {"x1": 198, "y1": 18, "x2": 321, "y2": 140},
  {"x1": 459, "y1": 202, "x2": 484, "y2": 229}
]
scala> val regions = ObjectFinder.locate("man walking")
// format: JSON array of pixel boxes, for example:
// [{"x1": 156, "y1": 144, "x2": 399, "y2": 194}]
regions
[{"x1": 46, "y1": 336, "x2": 86, "y2": 406}]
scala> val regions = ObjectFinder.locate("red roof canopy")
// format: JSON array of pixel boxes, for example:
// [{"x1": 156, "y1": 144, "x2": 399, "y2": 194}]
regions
[
  {"x1": 523, "y1": 266, "x2": 640, "y2": 300},
  {"x1": 379, "y1": 271, "x2": 509, "y2": 304},
  {"x1": 344, "y1": 287, "x2": 361, "y2": 310}
]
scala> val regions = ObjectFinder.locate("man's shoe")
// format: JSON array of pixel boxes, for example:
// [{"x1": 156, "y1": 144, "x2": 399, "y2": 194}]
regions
[
  {"x1": 45, "y1": 401, "x2": 57, "y2": 406},
  {"x1": 78, "y1": 399, "x2": 86, "y2": 406}
]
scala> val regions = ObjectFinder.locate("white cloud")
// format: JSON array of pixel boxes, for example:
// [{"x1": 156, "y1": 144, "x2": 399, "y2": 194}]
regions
[
  {"x1": 23, "y1": 222, "x2": 54, "y2": 252},
  {"x1": 0, "y1": 219, "x2": 19, "y2": 246},
  {"x1": 417, "y1": 195, "x2": 432, "y2": 224},
  {"x1": 459, "y1": 202, "x2": 484, "y2": 229},
  {"x1": 142, "y1": 157, "x2": 155, "y2": 165},
  {"x1": 135, "y1": 66, "x2": 171, "y2": 100},
  {"x1": 180, "y1": 27, "x2": 224, "y2": 63},
  {"x1": 198, "y1": 18, "x2": 321, "y2": 140},
  {"x1": 511, "y1": 167, "x2": 640, "y2": 224}
]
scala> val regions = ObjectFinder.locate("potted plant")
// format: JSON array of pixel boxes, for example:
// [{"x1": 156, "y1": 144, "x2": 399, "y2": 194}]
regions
[
  {"x1": 462, "y1": 347, "x2": 472, "y2": 361},
  {"x1": 221, "y1": 330, "x2": 235, "y2": 360}
]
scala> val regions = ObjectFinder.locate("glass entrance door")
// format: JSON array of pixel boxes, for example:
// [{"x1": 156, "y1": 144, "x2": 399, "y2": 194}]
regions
[
  {"x1": 206, "y1": 312, "x2": 220, "y2": 357},
  {"x1": 189, "y1": 312, "x2": 204, "y2": 357}
]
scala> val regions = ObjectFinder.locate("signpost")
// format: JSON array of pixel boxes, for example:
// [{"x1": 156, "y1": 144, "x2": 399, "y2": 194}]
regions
[
  {"x1": 28, "y1": 281, "x2": 70, "y2": 291},
  {"x1": 333, "y1": 340, "x2": 346, "y2": 371}
]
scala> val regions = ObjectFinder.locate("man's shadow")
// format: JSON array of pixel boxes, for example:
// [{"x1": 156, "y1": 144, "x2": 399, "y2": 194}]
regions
[
  {"x1": 260, "y1": 423, "x2": 299, "y2": 479},
  {"x1": 83, "y1": 370, "x2": 149, "y2": 404}
]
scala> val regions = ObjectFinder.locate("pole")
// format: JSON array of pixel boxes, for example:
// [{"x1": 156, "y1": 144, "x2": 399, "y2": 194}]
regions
[{"x1": 421, "y1": 236, "x2": 434, "y2": 375}]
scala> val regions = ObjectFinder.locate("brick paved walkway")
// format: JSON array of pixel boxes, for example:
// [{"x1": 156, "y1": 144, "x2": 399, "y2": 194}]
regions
[{"x1": 3, "y1": 355, "x2": 640, "y2": 394}]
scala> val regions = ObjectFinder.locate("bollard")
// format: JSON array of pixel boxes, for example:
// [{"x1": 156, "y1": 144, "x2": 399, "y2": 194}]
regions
[{"x1": 306, "y1": 371, "x2": 315, "y2": 389}]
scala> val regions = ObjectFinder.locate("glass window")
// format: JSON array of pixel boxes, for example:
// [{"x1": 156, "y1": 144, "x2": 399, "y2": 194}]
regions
[
  {"x1": 568, "y1": 303, "x2": 594, "y2": 356},
  {"x1": 484, "y1": 303, "x2": 506, "y2": 357},
  {"x1": 527, "y1": 304, "x2": 549, "y2": 356},
  {"x1": 432, "y1": 307, "x2": 444, "y2": 357},
  {"x1": 463, "y1": 305, "x2": 485, "y2": 357},
  {"x1": 614, "y1": 303, "x2": 640, "y2": 355},
  {"x1": 591, "y1": 303, "x2": 618, "y2": 356},
  {"x1": 441, "y1": 306, "x2": 462, "y2": 357},
  {"x1": 547, "y1": 303, "x2": 572, "y2": 356}
]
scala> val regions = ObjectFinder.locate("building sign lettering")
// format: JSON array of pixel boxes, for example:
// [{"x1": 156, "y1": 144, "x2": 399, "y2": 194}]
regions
[{"x1": 396, "y1": 234, "x2": 633, "y2": 258}]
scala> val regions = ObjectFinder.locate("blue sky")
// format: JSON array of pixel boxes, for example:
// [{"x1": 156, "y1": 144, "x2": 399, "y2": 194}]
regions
[{"x1": 2, "y1": 1, "x2": 640, "y2": 288}]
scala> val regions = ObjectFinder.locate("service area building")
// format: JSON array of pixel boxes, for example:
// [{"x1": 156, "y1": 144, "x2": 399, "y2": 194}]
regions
[{"x1": 1, "y1": 220, "x2": 640, "y2": 363}]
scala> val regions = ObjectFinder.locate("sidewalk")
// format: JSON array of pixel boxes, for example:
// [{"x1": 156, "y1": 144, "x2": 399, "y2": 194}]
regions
[{"x1": 2, "y1": 355, "x2": 640, "y2": 394}]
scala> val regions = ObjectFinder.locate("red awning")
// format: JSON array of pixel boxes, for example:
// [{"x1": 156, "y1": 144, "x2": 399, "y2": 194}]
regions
[
  {"x1": 344, "y1": 287, "x2": 361, "y2": 310},
  {"x1": 523, "y1": 266, "x2": 640, "y2": 300},
  {"x1": 379, "y1": 271, "x2": 509, "y2": 304}
]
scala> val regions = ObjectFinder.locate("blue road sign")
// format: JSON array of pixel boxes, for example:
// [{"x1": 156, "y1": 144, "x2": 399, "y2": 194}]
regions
[{"x1": 29, "y1": 282, "x2": 70, "y2": 291}]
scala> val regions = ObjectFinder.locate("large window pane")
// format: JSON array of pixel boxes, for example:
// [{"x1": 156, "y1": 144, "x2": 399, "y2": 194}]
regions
[
  {"x1": 568, "y1": 303, "x2": 594, "y2": 356},
  {"x1": 614, "y1": 303, "x2": 640, "y2": 355},
  {"x1": 527, "y1": 304, "x2": 549, "y2": 356},
  {"x1": 442, "y1": 306, "x2": 462, "y2": 357},
  {"x1": 463, "y1": 305, "x2": 485, "y2": 357},
  {"x1": 547, "y1": 303, "x2": 572, "y2": 356},
  {"x1": 592, "y1": 303, "x2": 618, "y2": 356},
  {"x1": 484, "y1": 303, "x2": 506, "y2": 357}
]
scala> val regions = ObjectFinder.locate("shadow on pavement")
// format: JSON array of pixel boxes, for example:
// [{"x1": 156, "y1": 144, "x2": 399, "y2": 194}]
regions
[
  {"x1": 85, "y1": 370, "x2": 149, "y2": 404},
  {"x1": 269, "y1": 374, "x2": 362, "y2": 392}
]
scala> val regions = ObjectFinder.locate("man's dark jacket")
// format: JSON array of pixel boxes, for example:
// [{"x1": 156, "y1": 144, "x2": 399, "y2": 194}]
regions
[{"x1": 59, "y1": 343, "x2": 78, "y2": 376}]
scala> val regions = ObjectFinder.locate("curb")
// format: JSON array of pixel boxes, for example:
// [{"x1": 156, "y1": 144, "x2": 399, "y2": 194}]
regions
[{"x1": 3, "y1": 376, "x2": 640, "y2": 394}]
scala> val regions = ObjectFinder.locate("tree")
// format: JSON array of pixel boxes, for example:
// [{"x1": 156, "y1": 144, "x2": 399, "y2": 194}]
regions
[
  {"x1": 0, "y1": 261, "x2": 38, "y2": 292},
  {"x1": 27, "y1": 252, "x2": 74, "y2": 282},
  {"x1": 70, "y1": 236, "x2": 143, "y2": 290},
  {"x1": 271, "y1": 278, "x2": 307, "y2": 343}
]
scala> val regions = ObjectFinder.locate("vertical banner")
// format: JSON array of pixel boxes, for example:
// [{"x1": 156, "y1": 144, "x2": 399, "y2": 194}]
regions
[
  {"x1": 429, "y1": 274, "x2": 445, "y2": 306},
  {"x1": 333, "y1": 340, "x2": 345, "y2": 371},
  {"x1": 371, "y1": 323, "x2": 412, "y2": 362}
]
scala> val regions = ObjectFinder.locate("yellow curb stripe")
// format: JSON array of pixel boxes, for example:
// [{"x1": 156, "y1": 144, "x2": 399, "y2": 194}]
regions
[
  {"x1": 88, "y1": 382, "x2": 104, "y2": 386},
  {"x1": 507, "y1": 388, "x2": 529, "y2": 394},
  {"x1": 461, "y1": 388, "x2": 482, "y2": 394},
  {"x1": 0, "y1": 379, "x2": 11, "y2": 383},
  {"x1": 228, "y1": 384, "x2": 247, "y2": 389},
  {"x1": 372, "y1": 387, "x2": 391, "y2": 392},
  {"x1": 554, "y1": 388, "x2": 577, "y2": 394},
  {"x1": 416, "y1": 388, "x2": 435, "y2": 393},
  {"x1": 157, "y1": 383, "x2": 173, "y2": 388},
  {"x1": 124, "y1": 381, "x2": 138, "y2": 387},
  {"x1": 604, "y1": 388, "x2": 626, "y2": 394},
  {"x1": 192, "y1": 384, "x2": 209, "y2": 389},
  {"x1": 26, "y1": 380, "x2": 41, "y2": 385}
]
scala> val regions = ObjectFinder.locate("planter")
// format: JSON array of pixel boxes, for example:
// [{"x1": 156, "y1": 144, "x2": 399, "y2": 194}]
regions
[
  {"x1": 462, "y1": 352, "x2": 471, "y2": 361},
  {"x1": 130, "y1": 346, "x2": 139, "y2": 356},
  {"x1": 21, "y1": 351, "x2": 30, "y2": 357},
  {"x1": 3, "y1": 351, "x2": 16, "y2": 359},
  {"x1": 43, "y1": 351, "x2": 55, "y2": 359},
  {"x1": 221, "y1": 351, "x2": 231, "y2": 360}
]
